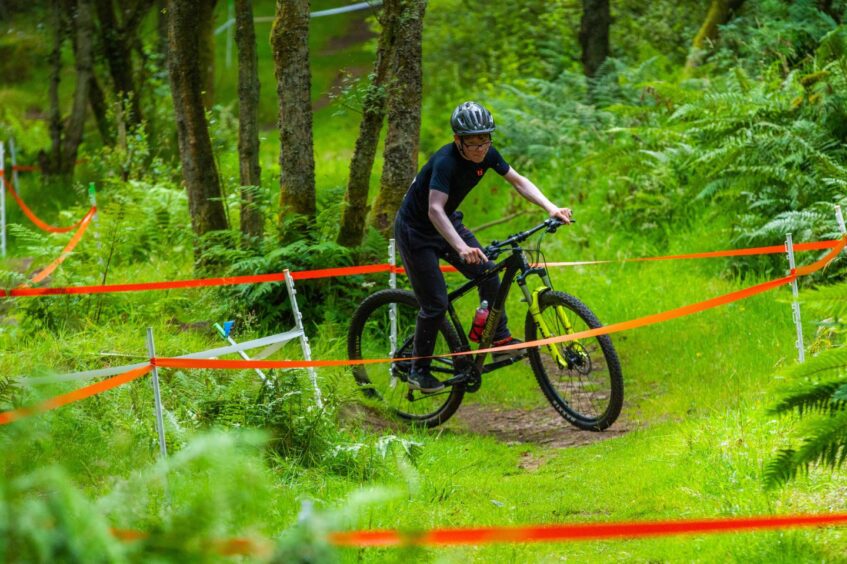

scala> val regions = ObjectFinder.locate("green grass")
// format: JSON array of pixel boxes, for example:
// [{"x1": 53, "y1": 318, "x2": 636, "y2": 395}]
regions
[
  {"x1": 5, "y1": 210, "x2": 847, "y2": 560},
  {"x1": 3, "y1": 4, "x2": 847, "y2": 562}
]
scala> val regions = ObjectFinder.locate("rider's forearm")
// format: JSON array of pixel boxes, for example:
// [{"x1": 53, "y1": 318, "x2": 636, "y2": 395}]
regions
[
  {"x1": 428, "y1": 206, "x2": 468, "y2": 252},
  {"x1": 514, "y1": 176, "x2": 558, "y2": 214}
]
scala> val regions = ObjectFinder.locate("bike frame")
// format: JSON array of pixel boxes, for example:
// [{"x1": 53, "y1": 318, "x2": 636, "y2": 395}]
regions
[{"x1": 443, "y1": 243, "x2": 575, "y2": 380}]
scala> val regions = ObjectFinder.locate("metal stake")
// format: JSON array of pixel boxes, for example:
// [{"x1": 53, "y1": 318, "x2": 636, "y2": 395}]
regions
[
  {"x1": 388, "y1": 239, "x2": 397, "y2": 355},
  {"x1": 214, "y1": 322, "x2": 270, "y2": 385},
  {"x1": 284, "y1": 269, "x2": 323, "y2": 408},
  {"x1": 785, "y1": 233, "x2": 805, "y2": 363},
  {"x1": 9, "y1": 137, "x2": 18, "y2": 194},
  {"x1": 388, "y1": 239, "x2": 399, "y2": 389},
  {"x1": 146, "y1": 328, "x2": 169, "y2": 459}
]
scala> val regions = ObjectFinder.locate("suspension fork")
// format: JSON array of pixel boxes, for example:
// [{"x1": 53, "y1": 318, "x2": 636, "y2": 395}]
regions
[{"x1": 520, "y1": 279, "x2": 579, "y2": 370}]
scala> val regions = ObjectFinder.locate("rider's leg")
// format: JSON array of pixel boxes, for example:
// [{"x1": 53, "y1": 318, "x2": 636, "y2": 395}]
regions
[
  {"x1": 441, "y1": 221, "x2": 511, "y2": 341},
  {"x1": 395, "y1": 218, "x2": 450, "y2": 376}
]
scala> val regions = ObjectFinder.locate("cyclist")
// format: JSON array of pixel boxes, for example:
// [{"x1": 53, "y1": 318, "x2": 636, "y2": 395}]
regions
[{"x1": 395, "y1": 101, "x2": 572, "y2": 393}]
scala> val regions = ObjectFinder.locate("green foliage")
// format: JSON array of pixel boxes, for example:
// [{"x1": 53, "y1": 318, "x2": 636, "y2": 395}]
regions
[
  {"x1": 1, "y1": 467, "x2": 125, "y2": 562},
  {"x1": 765, "y1": 282, "x2": 847, "y2": 488},
  {"x1": 204, "y1": 228, "x2": 387, "y2": 333},
  {"x1": 712, "y1": 0, "x2": 843, "y2": 73},
  {"x1": 424, "y1": 0, "x2": 579, "y2": 106}
]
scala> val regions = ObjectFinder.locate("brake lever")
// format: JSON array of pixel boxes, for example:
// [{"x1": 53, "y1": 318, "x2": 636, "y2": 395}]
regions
[{"x1": 545, "y1": 217, "x2": 575, "y2": 233}]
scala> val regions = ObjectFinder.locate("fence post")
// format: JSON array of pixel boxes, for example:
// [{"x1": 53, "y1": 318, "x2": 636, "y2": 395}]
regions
[
  {"x1": 389, "y1": 238, "x2": 397, "y2": 358},
  {"x1": 284, "y1": 269, "x2": 323, "y2": 408},
  {"x1": 9, "y1": 137, "x2": 18, "y2": 194},
  {"x1": 785, "y1": 233, "x2": 805, "y2": 363},
  {"x1": 1, "y1": 141, "x2": 6, "y2": 258},
  {"x1": 836, "y1": 205, "x2": 847, "y2": 236},
  {"x1": 145, "y1": 328, "x2": 169, "y2": 460}
]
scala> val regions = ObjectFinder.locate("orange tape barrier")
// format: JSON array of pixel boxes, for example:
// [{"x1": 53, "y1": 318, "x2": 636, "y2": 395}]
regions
[
  {"x1": 1, "y1": 264, "x2": 394, "y2": 297},
  {"x1": 2, "y1": 175, "x2": 90, "y2": 234},
  {"x1": 0, "y1": 364, "x2": 151, "y2": 425},
  {"x1": 18, "y1": 206, "x2": 97, "y2": 287},
  {"x1": 100, "y1": 512, "x2": 847, "y2": 552},
  {"x1": 1, "y1": 240, "x2": 839, "y2": 298},
  {"x1": 2, "y1": 238, "x2": 843, "y2": 425},
  {"x1": 151, "y1": 236, "x2": 847, "y2": 372},
  {"x1": 328, "y1": 512, "x2": 847, "y2": 547},
  {"x1": 110, "y1": 528, "x2": 272, "y2": 557}
]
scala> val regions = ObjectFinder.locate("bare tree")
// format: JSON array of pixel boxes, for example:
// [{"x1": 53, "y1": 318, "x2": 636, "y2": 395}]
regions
[
  {"x1": 167, "y1": 0, "x2": 229, "y2": 246},
  {"x1": 271, "y1": 0, "x2": 316, "y2": 237},
  {"x1": 40, "y1": 0, "x2": 94, "y2": 177},
  {"x1": 337, "y1": 0, "x2": 401, "y2": 247},
  {"x1": 235, "y1": 0, "x2": 263, "y2": 245},
  {"x1": 579, "y1": 0, "x2": 610, "y2": 79},
  {"x1": 686, "y1": 0, "x2": 746, "y2": 70},
  {"x1": 368, "y1": 0, "x2": 426, "y2": 237}
]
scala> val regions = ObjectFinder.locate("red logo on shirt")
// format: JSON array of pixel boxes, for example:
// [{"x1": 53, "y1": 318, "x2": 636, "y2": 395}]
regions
[{"x1": 476, "y1": 169, "x2": 483, "y2": 176}]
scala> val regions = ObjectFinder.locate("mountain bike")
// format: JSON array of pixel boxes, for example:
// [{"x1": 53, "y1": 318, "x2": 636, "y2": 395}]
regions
[{"x1": 347, "y1": 218, "x2": 623, "y2": 430}]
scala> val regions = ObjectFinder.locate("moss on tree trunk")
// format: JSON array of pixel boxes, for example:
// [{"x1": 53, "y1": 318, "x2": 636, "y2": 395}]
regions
[
  {"x1": 337, "y1": 0, "x2": 401, "y2": 247},
  {"x1": 368, "y1": 0, "x2": 426, "y2": 237},
  {"x1": 271, "y1": 0, "x2": 316, "y2": 238}
]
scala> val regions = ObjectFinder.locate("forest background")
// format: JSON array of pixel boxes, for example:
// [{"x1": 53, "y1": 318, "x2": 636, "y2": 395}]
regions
[{"x1": 3, "y1": 0, "x2": 847, "y2": 561}]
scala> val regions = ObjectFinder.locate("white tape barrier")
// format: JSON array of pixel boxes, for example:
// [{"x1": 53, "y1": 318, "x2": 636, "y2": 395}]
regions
[
  {"x1": 15, "y1": 329, "x2": 304, "y2": 386},
  {"x1": 216, "y1": 1, "x2": 382, "y2": 34},
  {"x1": 175, "y1": 329, "x2": 303, "y2": 360},
  {"x1": 19, "y1": 362, "x2": 150, "y2": 386}
]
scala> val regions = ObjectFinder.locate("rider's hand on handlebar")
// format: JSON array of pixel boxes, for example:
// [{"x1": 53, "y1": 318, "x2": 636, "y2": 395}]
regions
[
  {"x1": 549, "y1": 207, "x2": 573, "y2": 224},
  {"x1": 459, "y1": 245, "x2": 488, "y2": 265}
]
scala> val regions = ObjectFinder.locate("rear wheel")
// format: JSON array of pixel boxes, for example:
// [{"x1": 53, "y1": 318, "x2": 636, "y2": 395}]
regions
[
  {"x1": 525, "y1": 290, "x2": 623, "y2": 431},
  {"x1": 347, "y1": 289, "x2": 465, "y2": 427}
]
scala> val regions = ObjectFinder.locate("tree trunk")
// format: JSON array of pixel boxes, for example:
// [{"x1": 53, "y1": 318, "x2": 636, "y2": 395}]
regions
[
  {"x1": 94, "y1": 0, "x2": 142, "y2": 126},
  {"x1": 198, "y1": 0, "x2": 217, "y2": 108},
  {"x1": 368, "y1": 0, "x2": 425, "y2": 237},
  {"x1": 43, "y1": 0, "x2": 65, "y2": 174},
  {"x1": 88, "y1": 73, "x2": 114, "y2": 145},
  {"x1": 235, "y1": 0, "x2": 263, "y2": 246},
  {"x1": 336, "y1": 0, "x2": 401, "y2": 247},
  {"x1": 579, "y1": 0, "x2": 610, "y2": 79},
  {"x1": 39, "y1": 0, "x2": 93, "y2": 176},
  {"x1": 167, "y1": 0, "x2": 229, "y2": 246},
  {"x1": 271, "y1": 0, "x2": 316, "y2": 237},
  {"x1": 685, "y1": 0, "x2": 745, "y2": 70},
  {"x1": 62, "y1": 0, "x2": 93, "y2": 173}
]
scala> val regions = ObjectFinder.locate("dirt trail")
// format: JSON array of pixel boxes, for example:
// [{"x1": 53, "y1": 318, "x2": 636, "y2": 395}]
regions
[
  {"x1": 340, "y1": 401, "x2": 633, "y2": 451},
  {"x1": 450, "y1": 404, "x2": 632, "y2": 448}
]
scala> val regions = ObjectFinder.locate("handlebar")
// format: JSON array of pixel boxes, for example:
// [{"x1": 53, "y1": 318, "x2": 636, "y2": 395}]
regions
[{"x1": 482, "y1": 217, "x2": 573, "y2": 260}]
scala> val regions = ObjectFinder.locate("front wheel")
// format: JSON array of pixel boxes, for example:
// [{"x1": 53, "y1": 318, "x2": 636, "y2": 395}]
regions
[
  {"x1": 525, "y1": 290, "x2": 623, "y2": 431},
  {"x1": 347, "y1": 289, "x2": 466, "y2": 427}
]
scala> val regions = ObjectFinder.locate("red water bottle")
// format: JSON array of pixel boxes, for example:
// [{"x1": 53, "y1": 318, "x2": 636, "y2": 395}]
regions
[{"x1": 469, "y1": 300, "x2": 489, "y2": 343}]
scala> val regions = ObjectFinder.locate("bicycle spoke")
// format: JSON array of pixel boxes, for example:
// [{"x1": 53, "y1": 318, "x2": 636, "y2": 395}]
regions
[
  {"x1": 349, "y1": 290, "x2": 463, "y2": 425},
  {"x1": 527, "y1": 290, "x2": 622, "y2": 430}
]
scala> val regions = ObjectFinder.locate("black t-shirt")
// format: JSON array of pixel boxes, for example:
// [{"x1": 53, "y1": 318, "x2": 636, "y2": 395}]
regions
[{"x1": 397, "y1": 142, "x2": 511, "y2": 235}]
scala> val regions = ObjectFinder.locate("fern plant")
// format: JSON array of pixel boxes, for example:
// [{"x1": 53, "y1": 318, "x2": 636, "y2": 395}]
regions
[{"x1": 764, "y1": 283, "x2": 847, "y2": 487}]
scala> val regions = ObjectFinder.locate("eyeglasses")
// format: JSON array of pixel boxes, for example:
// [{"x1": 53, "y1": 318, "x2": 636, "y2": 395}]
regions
[{"x1": 461, "y1": 137, "x2": 492, "y2": 151}]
